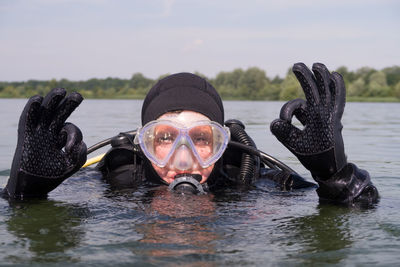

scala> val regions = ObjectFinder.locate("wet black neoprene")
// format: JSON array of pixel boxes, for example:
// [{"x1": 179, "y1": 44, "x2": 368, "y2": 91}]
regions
[
  {"x1": 5, "y1": 88, "x2": 87, "y2": 198},
  {"x1": 270, "y1": 63, "x2": 377, "y2": 203},
  {"x1": 141, "y1": 73, "x2": 224, "y2": 125},
  {"x1": 271, "y1": 63, "x2": 347, "y2": 179}
]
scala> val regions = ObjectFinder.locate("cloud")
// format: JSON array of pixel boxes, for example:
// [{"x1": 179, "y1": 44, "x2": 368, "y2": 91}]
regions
[
  {"x1": 183, "y1": 39, "x2": 204, "y2": 52},
  {"x1": 162, "y1": 0, "x2": 175, "y2": 16}
]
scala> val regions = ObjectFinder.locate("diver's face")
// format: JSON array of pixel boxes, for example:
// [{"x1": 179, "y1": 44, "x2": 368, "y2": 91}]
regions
[{"x1": 151, "y1": 111, "x2": 215, "y2": 184}]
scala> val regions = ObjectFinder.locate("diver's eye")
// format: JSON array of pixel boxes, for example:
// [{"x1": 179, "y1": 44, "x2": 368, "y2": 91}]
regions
[
  {"x1": 155, "y1": 132, "x2": 176, "y2": 145},
  {"x1": 191, "y1": 133, "x2": 212, "y2": 146},
  {"x1": 190, "y1": 126, "x2": 213, "y2": 147}
]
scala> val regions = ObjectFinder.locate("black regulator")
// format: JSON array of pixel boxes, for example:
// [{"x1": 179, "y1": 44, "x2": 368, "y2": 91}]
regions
[{"x1": 168, "y1": 174, "x2": 206, "y2": 195}]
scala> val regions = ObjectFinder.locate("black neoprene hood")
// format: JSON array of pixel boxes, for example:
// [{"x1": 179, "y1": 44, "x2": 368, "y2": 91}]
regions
[{"x1": 141, "y1": 73, "x2": 224, "y2": 125}]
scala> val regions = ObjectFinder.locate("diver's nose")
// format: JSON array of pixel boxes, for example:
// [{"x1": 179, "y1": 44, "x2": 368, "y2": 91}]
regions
[{"x1": 172, "y1": 145, "x2": 194, "y2": 171}]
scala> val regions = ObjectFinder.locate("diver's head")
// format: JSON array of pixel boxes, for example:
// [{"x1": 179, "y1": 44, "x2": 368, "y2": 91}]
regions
[{"x1": 137, "y1": 73, "x2": 227, "y2": 185}]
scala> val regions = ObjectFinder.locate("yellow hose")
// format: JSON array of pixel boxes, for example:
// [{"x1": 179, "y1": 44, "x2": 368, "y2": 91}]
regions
[{"x1": 82, "y1": 153, "x2": 106, "y2": 168}]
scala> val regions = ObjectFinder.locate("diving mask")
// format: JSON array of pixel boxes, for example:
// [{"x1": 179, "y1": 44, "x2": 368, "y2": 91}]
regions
[{"x1": 134, "y1": 119, "x2": 230, "y2": 170}]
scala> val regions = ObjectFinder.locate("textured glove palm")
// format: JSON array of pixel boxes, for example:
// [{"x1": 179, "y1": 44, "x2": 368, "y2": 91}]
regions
[
  {"x1": 270, "y1": 63, "x2": 347, "y2": 180},
  {"x1": 5, "y1": 88, "x2": 87, "y2": 198}
]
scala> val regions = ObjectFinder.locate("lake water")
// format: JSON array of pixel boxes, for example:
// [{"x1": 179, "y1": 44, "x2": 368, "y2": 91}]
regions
[{"x1": 0, "y1": 99, "x2": 399, "y2": 266}]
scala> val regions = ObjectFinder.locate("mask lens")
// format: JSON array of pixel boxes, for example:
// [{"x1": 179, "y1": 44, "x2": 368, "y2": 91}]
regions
[
  {"x1": 188, "y1": 125, "x2": 213, "y2": 161},
  {"x1": 153, "y1": 125, "x2": 179, "y2": 161},
  {"x1": 137, "y1": 122, "x2": 180, "y2": 166},
  {"x1": 150, "y1": 124, "x2": 179, "y2": 163},
  {"x1": 188, "y1": 123, "x2": 228, "y2": 166}
]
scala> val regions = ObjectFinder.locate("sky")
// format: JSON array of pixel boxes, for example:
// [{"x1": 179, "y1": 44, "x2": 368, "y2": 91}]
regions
[{"x1": 0, "y1": 0, "x2": 399, "y2": 81}]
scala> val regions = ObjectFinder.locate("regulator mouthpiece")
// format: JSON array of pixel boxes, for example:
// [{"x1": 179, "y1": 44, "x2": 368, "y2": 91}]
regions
[{"x1": 168, "y1": 174, "x2": 205, "y2": 195}]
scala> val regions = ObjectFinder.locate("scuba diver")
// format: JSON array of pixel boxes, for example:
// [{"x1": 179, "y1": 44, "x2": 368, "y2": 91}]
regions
[{"x1": 2, "y1": 63, "x2": 379, "y2": 205}]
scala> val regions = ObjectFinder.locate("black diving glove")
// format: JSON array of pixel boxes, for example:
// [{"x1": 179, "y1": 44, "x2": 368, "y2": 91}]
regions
[
  {"x1": 270, "y1": 63, "x2": 347, "y2": 180},
  {"x1": 270, "y1": 63, "x2": 378, "y2": 204},
  {"x1": 5, "y1": 88, "x2": 87, "y2": 198}
]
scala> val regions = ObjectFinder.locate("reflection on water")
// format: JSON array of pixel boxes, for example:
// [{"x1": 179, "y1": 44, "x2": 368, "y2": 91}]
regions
[
  {"x1": 4, "y1": 199, "x2": 87, "y2": 263},
  {"x1": 135, "y1": 188, "x2": 218, "y2": 259},
  {"x1": 0, "y1": 99, "x2": 399, "y2": 265},
  {"x1": 281, "y1": 205, "x2": 354, "y2": 265}
]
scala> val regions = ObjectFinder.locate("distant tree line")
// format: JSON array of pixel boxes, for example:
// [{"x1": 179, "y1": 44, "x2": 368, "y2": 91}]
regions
[{"x1": 1, "y1": 65, "x2": 400, "y2": 101}]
